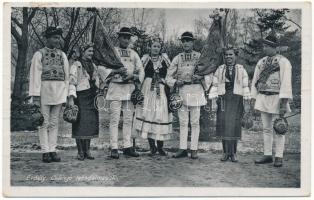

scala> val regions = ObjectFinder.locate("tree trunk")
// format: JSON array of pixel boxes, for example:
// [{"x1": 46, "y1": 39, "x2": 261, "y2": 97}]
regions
[{"x1": 12, "y1": 8, "x2": 31, "y2": 104}]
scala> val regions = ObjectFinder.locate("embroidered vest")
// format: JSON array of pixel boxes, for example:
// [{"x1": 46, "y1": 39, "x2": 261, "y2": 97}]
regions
[
  {"x1": 176, "y1": 51, "x2": 200, "y2": 82},
  {"x1": 255, "y1": 56, "x2": 281, "y2": 92},
  {"x1": 39, "y1": 48, "x2": 65, "y2": 81}
]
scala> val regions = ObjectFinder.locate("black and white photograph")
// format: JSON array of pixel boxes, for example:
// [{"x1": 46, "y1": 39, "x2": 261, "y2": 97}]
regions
[{"x1": 2, "y1": 0, "x2": 311, "y2": 197}]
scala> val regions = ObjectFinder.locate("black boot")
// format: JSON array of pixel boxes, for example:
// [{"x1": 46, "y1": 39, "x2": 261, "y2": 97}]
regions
[
  {"x1": 50, "y1": 152, "x2": 61, "y2": 162},
  {"x1": 220, "y1": 140, "x2": 229, "y2": 161},
  {"x1": 123, "y1": 147, "x2": 139, "y2": 157},
  {"x1": 157, "y1": 141, "x2": 167, "y2": 156},
  {"x1": 76, "y1": 139, "x2": 84, "y2": 161},
  {"x1": 254, "y1": 155, "x2": 273, "y2": 164},
  {"x1": 83, "y1": 139, "x2": 94, "y2": 160},
  {"x1": 230, "y1": 140, "x2": 238, "y2": 162},
  {"x1": 110, "y1": 149, "x2": 119, "y2": 159},
  {"x1": 274, "y1": 157, "x2": 283, "y2": 167},
  {"x1": 191, "y1": 150, "x2": 198, "y2": 159},
  {"x1": 42, "y1": 153, "x2": 52, "y2": 163},
  {"x1": 148, "y1": 138, "x2": 157, "y2": 155},
  {"x1": 172, "y1": 149, "x2": 188, "y2": 158}
]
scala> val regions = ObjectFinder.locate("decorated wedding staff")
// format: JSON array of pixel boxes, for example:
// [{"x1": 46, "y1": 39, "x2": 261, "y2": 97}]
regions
[
  {"x1": 104, "y1": 27, "x2": 144, "y2": 159},
  {"x1": 166, "y1": 31, "x2": 211, "y2": 159},
  {"x1": 133, "y1": 36, "x2": 172, "y2": 156},
  {"x1": 208, "y1": 46, "x2": 251, "y2": 162},
  {"x1": 29, "y1": 26, "x2": 69, "y2": 163},
  {"x1": 251, "y1": 33, "x2": 293, "y2": 167}
]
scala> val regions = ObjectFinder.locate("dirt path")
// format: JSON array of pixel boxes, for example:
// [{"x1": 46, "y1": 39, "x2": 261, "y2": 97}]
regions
[{"x1": 10, "y1": 149, "x2": 300, "y2": 187}]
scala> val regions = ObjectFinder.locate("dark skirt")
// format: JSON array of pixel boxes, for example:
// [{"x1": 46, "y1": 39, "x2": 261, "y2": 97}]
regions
[
  {"x1": 215, "y1": 91, "x2": 244, "y2": 140},
  {"x1": 72, "y1": 88, "x2": 99, "y2": 139}
]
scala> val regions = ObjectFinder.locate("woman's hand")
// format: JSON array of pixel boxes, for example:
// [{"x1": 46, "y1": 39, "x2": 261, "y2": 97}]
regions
[
  {"x1": 192, "y1": 74, "x2": 203, "y2": 82},
  {"x1": 68, "y1": 96, "x2": 75, "y2": 107},
  {"x1": 211, "y1": 98, "x2": 218, "y2": 112},
  {"x1": 244, "y1": 99, "x2": 251, "y2": 113},
  {"x1": 32, "y1": 96, "x2": 41, "y2": 107}
]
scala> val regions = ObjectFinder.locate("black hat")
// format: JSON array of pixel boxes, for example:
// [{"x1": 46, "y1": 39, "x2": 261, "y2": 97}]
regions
[
  {"x1": 263, "y1": 33, "x2": 279, "y2": 47},
  {"x1": 180, "y1": 31, "x2": 196, "y2": 41},
  {"x1": 117, "y1": 27, "x2": 134, "y2": 37},
  {"x1": 43, "y1": 26, "x2": 63, "y2": 38}
]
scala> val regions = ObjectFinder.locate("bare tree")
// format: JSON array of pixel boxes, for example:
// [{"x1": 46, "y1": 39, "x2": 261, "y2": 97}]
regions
[{"x1": 11, "y1": 7, "x2": 38, "y2": 102}]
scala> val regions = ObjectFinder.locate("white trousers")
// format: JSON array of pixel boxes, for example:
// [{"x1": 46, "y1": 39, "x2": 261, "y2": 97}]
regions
[
  {"x1": 109, "y1": 100, "x2": 134, "y2": 149},
  {"x1": 178, "y1": 105, "x2": 201, "y2": 150},
  {"x1": 38, "y1": 104, "x2": 62, "y2": 153},
  {"x1": 261, "y1": 112, "x2": 285, "y2": 158}
]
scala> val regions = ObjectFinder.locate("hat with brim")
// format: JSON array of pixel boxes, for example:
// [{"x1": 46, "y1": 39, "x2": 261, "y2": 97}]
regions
[
  {"x1": 180, "y1": 31, "x2": 196, "y2": 41},
  {"x1": 43, "y1": 26, "x2": 63, "y2": 38},
  {"x1": 117, "y1": 27, "x2": 134, "y2": 37},
  {"x1": 262, "y1": 33, "x2": 279, "y2": 47}
]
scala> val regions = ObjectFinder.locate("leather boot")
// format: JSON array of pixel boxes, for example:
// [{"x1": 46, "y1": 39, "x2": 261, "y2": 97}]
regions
[
  {"x1": 172, "y1": 149, "x2": 188, "y2": 158},
  {"x1": 148, "y1": 138, "x2": 157, "y2": 155},
  {"x1": 191, "y1": 150, "x2": 198, "y2": 159},
  {"x1": 83, "y1": 139, "x2": 94, "y2": 160},
  {"x1": 254, "y1": 155, "x2": 273, "y2": 164},
  {"x1": 76, "y1": 139, "x2": 85, "y2": 161},
  {"x1": 123, "y1": 147, "x2": 139, "y2": 157},
  {"x1": 42, "y1": 153, "x2": 52, "y2": 163},
  {"x1": 110, "y1": 149, "x2": 119, "y2": 159},
  {"x1": 50, "y1": 152, "x2": 61, "y2": 162},
  {"x1": 157, "y1": 141, "x2": 167, "y2": 156},
  {"x1": 274, "y1": 157, "x2": 283, "y2": 167},
  {"x1": 230, "y1": 140, "x2": 238, "y2": 162},
  {"x1": 220, "y1": 140, "x2": 229, "y2": 161}
]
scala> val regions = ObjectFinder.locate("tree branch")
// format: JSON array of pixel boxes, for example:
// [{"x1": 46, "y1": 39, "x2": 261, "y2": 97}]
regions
[
  {"x1": 285, "y1": 17, "x2": 301, "y2": 29},
  {"x1": 30, "y1": 21, "x2": 45, "y2": 46},
  {"x1": 11, "y1": 16, "x2": 22, "y2": 28},
  {"x1": 11, "y1": 24, "x2": 21, "y2": 43},
  {"x1": 27, "y1": 8, "x2": 38, "y2": 24}
]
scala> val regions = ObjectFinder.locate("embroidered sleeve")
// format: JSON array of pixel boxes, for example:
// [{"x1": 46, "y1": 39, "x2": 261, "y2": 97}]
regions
[
  {"x1": 203, "y1": 72, "x2": 214, "y2": 91},
  {"x1": 134, "y1": 51, "x2": 144, "y2": 83},
  {"x1": 165, "y1": 55, "x2": 179, "y2": 88},
  {"x1": 68, "y1": 61, "x2": 79, "y2": 98},
  {"x1": 250, "y1": 59, "x2": 262, "y2": 99},
  {"x1": 279, "y1": 57, "x2": 293, "y2": 99},
  {"x1": 161, "y1": 53, "x2": 171, "y2": 68},
  {"x1": 141, "y1": 54, "x2": 150, "y2": 69},
  {"x1": 29, "y1": 51, "x2": 43, "y2": 97},
  {"x1": 208, "y1": 68, "x2": 219, "y2": 99},
  {"x1": 62, "y1": 52, "x2": 70, "y2": 93},
  {"x1": 97, "y1": 65, "x2": 113, "y2": 89},
  {"x1": 242, "y1": 67, "x2": 251, "y2": 100}
]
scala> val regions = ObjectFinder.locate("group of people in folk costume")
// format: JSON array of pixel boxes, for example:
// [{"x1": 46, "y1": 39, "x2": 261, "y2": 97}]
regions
[{"x1": 29, "y1": 25, "x2": 292, "y2": 168}]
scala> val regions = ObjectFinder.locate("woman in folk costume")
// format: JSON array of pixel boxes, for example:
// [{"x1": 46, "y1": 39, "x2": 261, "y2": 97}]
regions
[
  {"x1": 208, "y1": 46, "x2": 251, "y2": 162},
  {"x1": 133, "y1": 36, "x2": 172, "y2": 156},
  {"x1": 29, "y1": 26, "x2": 69, "y2": 163},
  {"x1": 68, "y1": 42, "x2": 111, "y2": 161}
]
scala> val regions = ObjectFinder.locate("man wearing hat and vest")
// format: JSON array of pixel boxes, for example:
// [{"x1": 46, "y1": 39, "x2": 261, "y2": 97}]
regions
[
  {"x1": 29, "y1": 26, "x2": 69, "y2": 163},
  {"x1": 105, "y1": 27, "x2": 144, "y2": 159},
  {"x1": 166, "y1": 31, "x2": 209, "y2": 159},
  {"x1": 251, "y1": 32, "x2": 292, "y2": 167}
]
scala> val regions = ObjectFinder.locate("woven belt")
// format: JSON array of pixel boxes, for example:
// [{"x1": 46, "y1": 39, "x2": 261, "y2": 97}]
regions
[
  {"x1": 259, "y1": 91, "x2": 279, "y2": 95},
  {"x1": 182, "y1": 80, "x2": 201, "y2": 85},
  {"x1": 111, "y1": 81, "x2": 133, "y2": 84}
]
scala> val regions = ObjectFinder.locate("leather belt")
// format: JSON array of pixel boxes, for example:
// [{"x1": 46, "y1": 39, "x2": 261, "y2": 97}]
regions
[{"x1": 259, "y1": 91, "x2": 279, "y2": 95}]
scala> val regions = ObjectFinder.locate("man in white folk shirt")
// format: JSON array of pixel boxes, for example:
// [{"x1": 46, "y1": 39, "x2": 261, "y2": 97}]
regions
[
  {"x1": 166, "y1": 31, "x2": 211, "y2": 159},
  {"x1": 105, "y1": 27, "x2": 145, "y2": 159},
  {"x1": 29, "y1": 26, "x2": 69, "y2": 163},
  {"x1": 251, "y1": 32, "x2": 293, "y2": 167}
]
